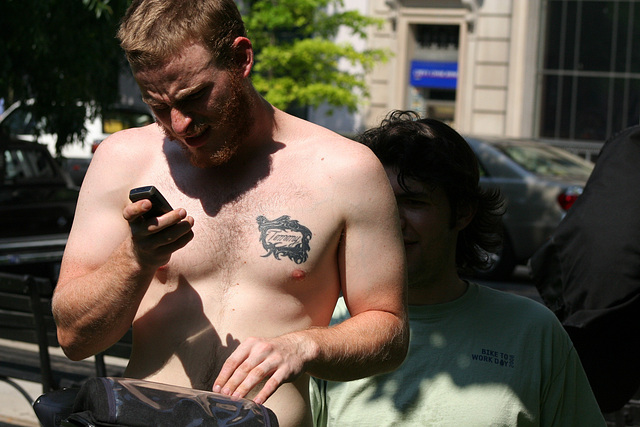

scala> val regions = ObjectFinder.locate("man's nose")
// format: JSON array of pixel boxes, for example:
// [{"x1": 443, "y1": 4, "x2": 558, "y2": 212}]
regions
[{"x1": 170, "y1": 108, "x2": 192, "y2": 135}]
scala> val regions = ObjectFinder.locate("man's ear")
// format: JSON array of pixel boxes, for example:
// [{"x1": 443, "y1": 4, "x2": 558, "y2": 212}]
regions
[
  {"x1": 455, "y1": 201, "x2": 477, "y2": 231},
  {"x1": 231, "y1": 36, "x2": 253, "y2": 78}
]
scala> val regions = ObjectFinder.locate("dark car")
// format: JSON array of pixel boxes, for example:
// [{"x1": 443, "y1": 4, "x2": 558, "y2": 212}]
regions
[
  {"x1": 0, "y1": 133, "x2": 79, "y2": 282},
  {"x1": 466, "y1": 136, "x2": 594, "y2": 279},
  {"x1": 0, "y1": 99, "x2": 154, "y2": 186}
]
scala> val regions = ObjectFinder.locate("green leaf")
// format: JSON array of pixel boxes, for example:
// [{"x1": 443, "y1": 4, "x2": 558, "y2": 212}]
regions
[{"x1": 243, "y1": 0, "x2": 389, "y2": 114}]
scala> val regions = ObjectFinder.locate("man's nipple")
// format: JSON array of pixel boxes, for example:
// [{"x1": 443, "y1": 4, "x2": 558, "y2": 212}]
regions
[
  {"x1": 291, "y1": 269, "x2": 306, "y2": 281},
  {"x1": 156, "y1": 264, "x2": 169, "y2": 283}
]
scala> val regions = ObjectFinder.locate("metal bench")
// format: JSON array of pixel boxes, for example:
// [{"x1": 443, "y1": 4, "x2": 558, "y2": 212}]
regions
[{"x1": 0, "y1": 272, "x2": 131, "y2": 398}]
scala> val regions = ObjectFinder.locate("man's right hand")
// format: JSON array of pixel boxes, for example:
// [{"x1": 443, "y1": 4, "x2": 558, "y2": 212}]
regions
[{"x1": 124, "y1": 200, "x2": 195, "y2": 268}]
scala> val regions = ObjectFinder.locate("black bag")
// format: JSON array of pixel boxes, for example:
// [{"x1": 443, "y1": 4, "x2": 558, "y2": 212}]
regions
[
  {"x1": 35, "y1": 377, "x2": 279, "y2": 427},
  {"x1": 530, "y1": 125, "x2": 640, "y2": 413},
  {"x1": 33, "y1": 387, "x2": 81, "y2": 427}
]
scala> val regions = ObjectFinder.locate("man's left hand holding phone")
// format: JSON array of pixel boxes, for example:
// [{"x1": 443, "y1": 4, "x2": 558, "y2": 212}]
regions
[{"x1": 127, "y1": 185, "x2": 195, "y2": 268}]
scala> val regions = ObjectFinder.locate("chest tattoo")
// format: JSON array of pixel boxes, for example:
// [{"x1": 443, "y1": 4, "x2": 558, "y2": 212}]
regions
[{"x1": 257, "y1": 215, "x2": 312, "y2": 264}]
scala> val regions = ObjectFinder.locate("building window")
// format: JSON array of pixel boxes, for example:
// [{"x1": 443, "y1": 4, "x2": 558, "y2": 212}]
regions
[
  {"x1": 409, "y1": 25, "x2": 459, "y2": 126},
  {"x1": 539, "y1": 0, "x2": 640, "y2": 141}
]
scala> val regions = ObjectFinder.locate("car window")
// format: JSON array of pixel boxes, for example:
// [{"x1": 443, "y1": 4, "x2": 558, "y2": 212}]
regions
[
  {"x1": 3, "y1": 147, "x2": 58, "y2": 183},
  {"x1": 476, "y1": 158, "x2": 488, "y2": 177},
  {"x1": 496, "y1": 144, "x2": 593, "y2": 179}
]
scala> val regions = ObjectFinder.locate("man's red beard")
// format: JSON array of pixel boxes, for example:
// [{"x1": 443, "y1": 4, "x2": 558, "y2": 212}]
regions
[{"x1": 160, "y1": 73, "x2": 253, "y2": 168}]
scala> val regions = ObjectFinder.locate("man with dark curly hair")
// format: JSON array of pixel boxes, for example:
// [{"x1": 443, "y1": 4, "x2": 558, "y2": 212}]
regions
[{"x1": 310, "y1": 110, "x2": 604, "y2": 426}]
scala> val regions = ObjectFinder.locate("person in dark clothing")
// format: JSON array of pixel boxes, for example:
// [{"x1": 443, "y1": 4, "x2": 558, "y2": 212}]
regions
[{"x1": 531, "y1": 125, "x2": 640, "y2": 413}]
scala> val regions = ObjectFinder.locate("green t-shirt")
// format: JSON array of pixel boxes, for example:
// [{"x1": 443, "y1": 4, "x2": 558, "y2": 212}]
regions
[{"x1": 310, "y1": 283, "x2": 605, "y2": 426}]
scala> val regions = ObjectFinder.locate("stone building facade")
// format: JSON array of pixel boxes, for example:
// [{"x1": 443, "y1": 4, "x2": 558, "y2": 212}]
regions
[
  {"x1": 363, "y1": 0, "x2": 540, "y2": 138},
  {"x1": 311, "y1": 0, "x2": 638, "y2": 159}
]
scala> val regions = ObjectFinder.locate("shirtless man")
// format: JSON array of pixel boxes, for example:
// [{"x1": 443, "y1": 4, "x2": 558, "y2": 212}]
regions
[{"x1": 50, "y1": 1, "x2": 409, "y2": 426}]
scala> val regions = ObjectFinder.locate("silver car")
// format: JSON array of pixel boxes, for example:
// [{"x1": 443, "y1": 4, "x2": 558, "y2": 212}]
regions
[{"x1": 465, "y1": 137, "x2": 595, "y2": 279}]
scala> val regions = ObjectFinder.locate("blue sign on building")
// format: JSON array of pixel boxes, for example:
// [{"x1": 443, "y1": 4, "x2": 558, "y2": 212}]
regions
[{"x1": 410, "y1": 61, "x2": 458, "y2": 89}]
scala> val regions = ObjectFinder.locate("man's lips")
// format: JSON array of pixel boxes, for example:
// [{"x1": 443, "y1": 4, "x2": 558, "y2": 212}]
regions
[{"x1": 183, "y1": 127, "x2": 210, "y2": 148}]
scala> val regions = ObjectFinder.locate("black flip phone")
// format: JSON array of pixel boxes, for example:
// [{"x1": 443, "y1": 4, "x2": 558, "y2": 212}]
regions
[{"x1": 129, "y1": 186, "x2": 173, "y2": 220}]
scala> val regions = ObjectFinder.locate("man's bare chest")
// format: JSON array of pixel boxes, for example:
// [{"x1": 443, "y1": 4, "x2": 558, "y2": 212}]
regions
[{"x1": 152, "y1": 179, "x2": 342, "y2": 285}]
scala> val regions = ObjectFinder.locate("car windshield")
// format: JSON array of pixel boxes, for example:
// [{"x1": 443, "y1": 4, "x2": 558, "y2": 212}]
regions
[
  {"x1": 2, "y1": 146, "x2": 59, "y2": 184},
  {"x1": 1, "y1": 106, "x2": 41, "y2": 135},
  {"x1": 495, "y1": 143, "x2": 594, "y2": 180},
  {"x1": 1, "y1": 103, "x2": 153, "y2": 137}
]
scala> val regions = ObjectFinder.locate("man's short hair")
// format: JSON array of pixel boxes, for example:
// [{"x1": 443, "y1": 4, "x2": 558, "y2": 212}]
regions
[
  {"x1": 358, "y1": 110, "x2": 505, "y2": 273},
  {"x1": 117, "y1": 0, "x2": 247, "y2": 71}
]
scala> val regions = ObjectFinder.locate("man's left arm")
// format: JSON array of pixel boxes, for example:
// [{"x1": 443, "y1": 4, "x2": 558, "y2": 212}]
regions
[{"x1": 213, "y1": 146, "x2": 409, "y2": 404}]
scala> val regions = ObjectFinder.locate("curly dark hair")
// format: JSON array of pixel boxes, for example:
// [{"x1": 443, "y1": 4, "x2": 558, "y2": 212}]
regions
[{"x1": 358, "y1": 110, "x2": 505, "y2": 273}]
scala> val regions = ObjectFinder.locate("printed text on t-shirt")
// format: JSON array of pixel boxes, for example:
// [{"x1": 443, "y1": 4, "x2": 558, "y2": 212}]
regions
[{"x1": 471, "y1": 348, "x2": 515, "y2": 368}]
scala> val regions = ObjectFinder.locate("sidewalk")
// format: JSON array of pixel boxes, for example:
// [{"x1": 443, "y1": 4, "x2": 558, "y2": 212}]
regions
[{"x1": 0, "y1": 338, "x2": 127, "y2": 427}]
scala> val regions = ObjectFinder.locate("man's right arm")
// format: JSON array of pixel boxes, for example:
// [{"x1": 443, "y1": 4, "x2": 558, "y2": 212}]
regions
[
  {"x1": 54, "y1": 237, "x2": 157, "y2": 360},
  {"x1": 51, "y1": 131, "x2": 193, "y2": 361}
]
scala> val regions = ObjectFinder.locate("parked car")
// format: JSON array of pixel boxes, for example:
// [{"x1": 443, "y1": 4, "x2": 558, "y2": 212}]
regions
[
  {"x1": 0, "y1": 133, "x2": 79, "y2": 282},
  {"x1": 60, "y1": 157, "x2": 93, "y2": 187},
  {"x1": 0, "y1": 99, "x2": 153, "y2": 185},
  {"x1": 465, "y1": 136, "x2": 595, "y2": 279}
]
